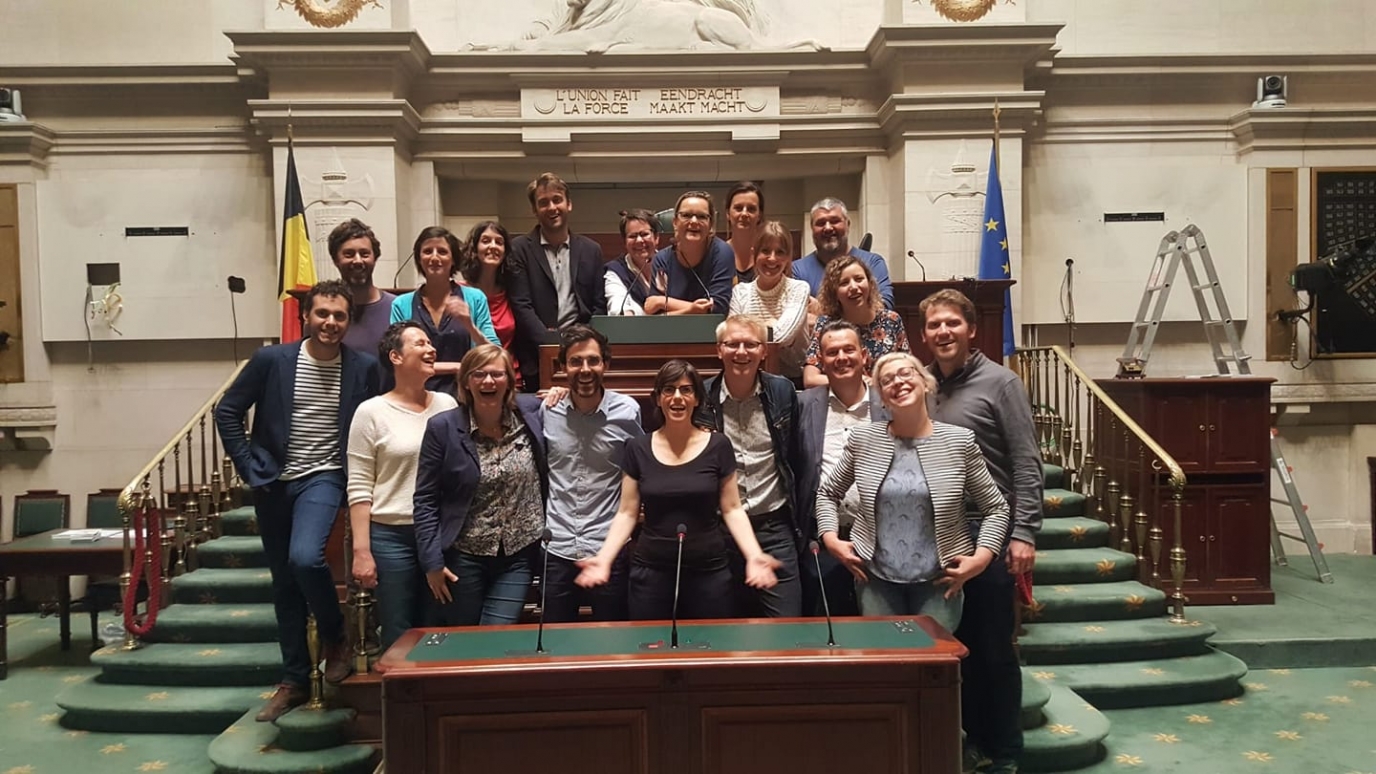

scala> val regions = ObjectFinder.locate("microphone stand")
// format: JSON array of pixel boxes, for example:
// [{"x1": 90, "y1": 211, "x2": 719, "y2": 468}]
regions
[
  {"x1": 799, "y1": 541, "x2": 837, "y2": 649},
  {"x1": 906, "y1": 250, "x2": 928, "y2": 282},
  {"x1": 535, "y1": 529, "x2": 552, "y2": 654},
  {"x1": 671, "y1": 524, "x2": 685, "y2": 649}
]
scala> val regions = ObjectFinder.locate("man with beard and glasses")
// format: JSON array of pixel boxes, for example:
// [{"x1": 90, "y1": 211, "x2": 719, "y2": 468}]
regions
[
  {"x1": 329, "y1": 219, "x2": 396, "y2": 356},
  {"x1": 538, "y1": 324, "x2": 644, "y2": 622},
  {"x1": 792, "y1": 197, "x2": 895, "y2": 310},
  {"x1": 696, "y1": 314, "x2": 802, "y2": 617}
]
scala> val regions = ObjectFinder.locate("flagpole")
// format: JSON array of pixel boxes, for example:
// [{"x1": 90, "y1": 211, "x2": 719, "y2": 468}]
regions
[{"x1": 992, "y1": 98, "x2": 1001, "y2": 176}]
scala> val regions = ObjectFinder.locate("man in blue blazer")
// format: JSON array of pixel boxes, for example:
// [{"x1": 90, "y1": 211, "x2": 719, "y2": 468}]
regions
[
  {"x1": 507, "y1": 172, "x2": 608, "y2": 393},
  {"x1": 796, "y1": 320, "x2": 889, "y2": 618},
  {"x1": 214, "y1": 279, "x2": 380, "y2": 722}
]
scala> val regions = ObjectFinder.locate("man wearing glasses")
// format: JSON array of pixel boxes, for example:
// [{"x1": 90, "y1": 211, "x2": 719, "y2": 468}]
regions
[
  {"x1": 539, "y1": 325, "x2": 644, "y2": 622},
  {"x1": 696, "y1": 314, "x2": 802, "y2": 616},
  {"x1": 646, "y1": 191, "x2": 734, "y2": 315}
]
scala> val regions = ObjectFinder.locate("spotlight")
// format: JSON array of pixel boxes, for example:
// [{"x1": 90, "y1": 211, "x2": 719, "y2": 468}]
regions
[
  {"x1": 0, "y1": 88, "x2": 24, "y2": 123},
  {"x1": 1254, "y1": 75, "x2": 1287, "y2": 108}
]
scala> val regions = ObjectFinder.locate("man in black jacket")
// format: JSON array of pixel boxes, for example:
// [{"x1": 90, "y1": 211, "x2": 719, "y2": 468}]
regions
[
  {"x1": 507, "y1": 172, "x2": 607, "y2": 391},
  {"x1": 697, "y1": 314, "x2": 801, "y2": 617}
]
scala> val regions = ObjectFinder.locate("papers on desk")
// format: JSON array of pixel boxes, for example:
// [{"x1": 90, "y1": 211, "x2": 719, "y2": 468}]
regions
[{"x1": 51, "y1": 529, "x2": 123, "y2": 542}]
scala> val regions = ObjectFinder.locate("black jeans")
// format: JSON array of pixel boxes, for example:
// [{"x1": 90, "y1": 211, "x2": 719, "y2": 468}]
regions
[
  {"x1": 628, "y1": 561, "x2": 736, "y2": 621},
  {"x1": 727, "y1": 514, "x2": 802, "y2": 617},
  {"x1": 541, "y1": 544, "x2": 630, "y2": 624},
  {"x1": 955, "y1": 540, "x2": 1023, "y2": 762},
  {"x1": 800, "y1": 541, "x2": 860, "y2": 618}
]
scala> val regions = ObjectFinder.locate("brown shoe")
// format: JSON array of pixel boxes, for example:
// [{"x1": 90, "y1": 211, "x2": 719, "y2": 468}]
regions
[
  {"x1": 255, "y1": 683, "x2": 307, "y2": 722},
  {"x1": 322, "y1": 639, "x2": 354, "y2": 684}
]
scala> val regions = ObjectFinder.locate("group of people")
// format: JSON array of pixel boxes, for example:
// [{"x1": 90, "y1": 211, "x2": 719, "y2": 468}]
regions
[{"x1": 214, "y1": 175, "x2": 1042, "y2": 774}]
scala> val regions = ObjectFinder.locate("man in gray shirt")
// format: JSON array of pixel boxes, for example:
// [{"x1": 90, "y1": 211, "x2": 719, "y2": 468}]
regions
[
  {"x1": 540, "y1": 324, "x2": 643, "y2": 622},
  {"x1": 922, "y1": 289, "x2": 1042, "y2": 774}
]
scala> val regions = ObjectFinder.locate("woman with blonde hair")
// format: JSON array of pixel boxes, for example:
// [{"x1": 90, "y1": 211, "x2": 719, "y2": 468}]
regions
[
  {"x1": 728, "y1": 221, "x2": 812, "y2": 381},
  {"x1": 413, "y1": 344, "x2": 547, "y2": 625},
  {"x1": 816, "y1": 351, "x2": 1010, "y2": 630},
  {"x1": 801, "y1": 254, "x2": 909, "y2": 387}
]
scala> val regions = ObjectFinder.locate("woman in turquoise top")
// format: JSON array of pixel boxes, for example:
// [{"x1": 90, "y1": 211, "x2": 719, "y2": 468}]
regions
[{"x1": 390, "y1": 226, "x2": 498, "y2": 395}]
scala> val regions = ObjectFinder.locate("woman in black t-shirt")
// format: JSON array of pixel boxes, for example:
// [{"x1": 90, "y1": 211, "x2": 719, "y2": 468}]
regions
[{"x1": 576, "y1": 360, "x2": 779, "y2": 620}]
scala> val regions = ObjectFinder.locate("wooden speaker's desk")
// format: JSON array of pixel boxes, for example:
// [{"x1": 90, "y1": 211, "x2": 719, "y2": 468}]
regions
[{"x1": 379, "y1": 617, "x2": 966, "y2": 774}]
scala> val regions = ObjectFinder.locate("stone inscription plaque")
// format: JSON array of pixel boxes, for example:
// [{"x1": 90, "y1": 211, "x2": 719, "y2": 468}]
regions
[{"x1": 522, "y1": 86, "x2": 779, "y2": 119}]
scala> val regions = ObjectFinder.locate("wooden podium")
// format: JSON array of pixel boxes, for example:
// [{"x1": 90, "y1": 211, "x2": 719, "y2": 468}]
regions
[{"x1": 892, "y1": 279, "x2": 1014, "y2": 365}]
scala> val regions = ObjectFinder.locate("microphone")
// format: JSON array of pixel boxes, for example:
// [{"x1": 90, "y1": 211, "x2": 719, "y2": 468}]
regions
[
  {"x1": 536, "y1": 527, "x2": 553, "y2": 654},
  {"x1": 906, "y1": 251, "x2": 928, "y2": 282},
  {"x1": 671, "y1": 522, "x2": 686, "y2": 649},
  {"x1": 808, "y1": 541, "x2": 837, "y2": 649},
  {"x1": 1062, "y1": 258, "x2": 1077, "y2": 355}
]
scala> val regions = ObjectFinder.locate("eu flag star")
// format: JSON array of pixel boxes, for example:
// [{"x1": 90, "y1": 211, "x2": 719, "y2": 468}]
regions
[
  {"x1": 1002, "y1": 262, "x2": 1010, "y2": 275},
  {"x1": 999, "y1": 238, "x2": 1008, "y2": 251},
  {"x1": 985, "y1": 218, "x2": 1000, "y2": 232}
]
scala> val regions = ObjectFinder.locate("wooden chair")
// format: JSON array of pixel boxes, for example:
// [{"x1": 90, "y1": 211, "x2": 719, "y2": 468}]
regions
[{"x1": 11, "y1": 490, "x2": 71, "y2": 613}]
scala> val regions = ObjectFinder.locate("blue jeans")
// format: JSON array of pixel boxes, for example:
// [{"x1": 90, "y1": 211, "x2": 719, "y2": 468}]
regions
[
  {"x1": 369, "y1": 522, "x2": 426, "y2": 651},
  {"x1": 857, "y1": 574, "x2": 964, "y2": 632},
  {"x1": 434, "y1": 543, "x2": 536, "y2": 626},
  {"x1": 254, "y1": 470, "x2": 346, "y2": 687}
]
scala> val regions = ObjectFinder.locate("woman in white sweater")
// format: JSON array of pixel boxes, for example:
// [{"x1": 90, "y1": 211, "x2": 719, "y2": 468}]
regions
[
  {"x1": 728, "y1": 221, "x2": 812, "y2": 381},
  {"x1": 816, "y1": 351, "x2": 1010, "y2": 631},
  {"x1": 346, "y1": 321, "x2": 458, "y2": 650}
]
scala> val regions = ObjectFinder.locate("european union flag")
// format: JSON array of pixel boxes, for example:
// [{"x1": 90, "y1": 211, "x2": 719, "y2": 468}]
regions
[{"x1": 978, "y1": 142, "x2": 1015, "y2": 357}]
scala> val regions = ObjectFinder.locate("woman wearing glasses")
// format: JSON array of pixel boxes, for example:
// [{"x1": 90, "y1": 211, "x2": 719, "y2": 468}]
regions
[
  {"x1": 604, "y1": 208, "x2": 660, "y2": 316},
  {"x1": 815, "y1": 352, "x2": 1009, "y2": 630},
  {"x1": 576, "y1": 360, "x2": 779, "y2": 620},
  {"x1": 413, "y1": 344, "x2": 548, "y2": 626},
  {"x1": 801, "y1": 253, "x2": 910, "y2": 387},
  {"x1": 645, "y1": 191, "x2": 735, "y2": 315}
]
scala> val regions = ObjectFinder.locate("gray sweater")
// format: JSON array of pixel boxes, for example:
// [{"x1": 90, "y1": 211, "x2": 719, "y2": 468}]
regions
[{"x1": 928, "y1": 351, "x2": 1043, "y2": 547}]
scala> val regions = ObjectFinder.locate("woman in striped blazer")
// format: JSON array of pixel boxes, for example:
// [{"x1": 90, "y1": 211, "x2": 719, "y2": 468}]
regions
[{"x1": 816, "y1": 352, "x2": 1010, "y2": 630}]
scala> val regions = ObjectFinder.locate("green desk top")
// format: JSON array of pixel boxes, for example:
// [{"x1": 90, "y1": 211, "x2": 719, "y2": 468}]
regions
[{"x1": 404, "y1": 619, "x2": 936, "y2": 663}]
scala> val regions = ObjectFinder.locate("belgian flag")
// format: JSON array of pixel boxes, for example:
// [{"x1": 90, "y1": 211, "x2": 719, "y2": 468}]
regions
[{"x1": 277, "y1": 137, "x2": 317, "y2": 341}]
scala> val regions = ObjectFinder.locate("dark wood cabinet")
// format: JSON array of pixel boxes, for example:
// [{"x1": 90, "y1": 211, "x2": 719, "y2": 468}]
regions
[{"x1": 1097, "y1": 377, "x2": 1275, "y2": 605}]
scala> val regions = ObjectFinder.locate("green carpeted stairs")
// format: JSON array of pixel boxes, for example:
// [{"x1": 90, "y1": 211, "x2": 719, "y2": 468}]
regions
[
  {"x1": 54, "y1": 506, "x2": 378, "y2": 774},
  {"x1": 1018, "y1": 464, "x2": 1249, "y2": 772}
]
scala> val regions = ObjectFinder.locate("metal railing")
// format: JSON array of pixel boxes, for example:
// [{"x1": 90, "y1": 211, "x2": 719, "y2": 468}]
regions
[
  {"x1": 1014, "y1": 346, "x2": 1191, "y2": 623},
  {"x1": 115, "y1": 362, "x2": 247, "y2": 649}
]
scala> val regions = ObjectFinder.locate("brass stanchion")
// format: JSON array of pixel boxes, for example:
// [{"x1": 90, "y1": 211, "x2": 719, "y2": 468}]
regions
[
  {"x1": 353, "y1": 587, "x2": 375, "y2": 674},
  {"x1": 1168, "y1": 489, "x2": 1188, "y2": 623},
  {"x1": 306, "y1": 615, "x2": 326, "y2": 710}
]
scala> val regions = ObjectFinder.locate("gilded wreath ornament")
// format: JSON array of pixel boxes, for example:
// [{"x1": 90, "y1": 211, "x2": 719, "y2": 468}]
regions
[
  {"x1": 917, "y1": 0, "x2": 1014, "y2": 23},
  {"x1": 277, "y1": 0, "x2": 382, "y2": 28}
]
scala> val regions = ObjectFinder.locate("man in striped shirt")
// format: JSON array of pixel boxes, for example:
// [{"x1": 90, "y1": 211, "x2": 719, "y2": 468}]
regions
[{"x1": 215, "y1": 280, "x2": 380, "y2": 722}]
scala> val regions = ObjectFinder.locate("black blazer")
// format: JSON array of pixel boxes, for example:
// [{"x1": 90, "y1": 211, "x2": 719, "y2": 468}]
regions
[
  {"x1": 507, "y1": 229, "x2": 607, "y2": 390},
  {"x1": 794, "y1": 384, "x2": 888, "y2": 540},
  {"x1": 412, "y1": 394, "x2": 548, "y2": 574},
  {"x1": 214, "y1": 341, "x2": 379, "y2": 489}
]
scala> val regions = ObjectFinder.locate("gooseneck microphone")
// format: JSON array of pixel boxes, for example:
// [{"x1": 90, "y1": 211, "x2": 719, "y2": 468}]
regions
[
  {"x1": 671, "y1": 523, "x2": 687, "y2": 649},
  {"x1": 906, "y1": 250, "x2": 928, "y2": 282},
  {"x1": 810, "y1": 541, "x2": 837, "y2": 648},
  {"x1": 535, "y1": 528, "x2": 553, "y2": 654}
]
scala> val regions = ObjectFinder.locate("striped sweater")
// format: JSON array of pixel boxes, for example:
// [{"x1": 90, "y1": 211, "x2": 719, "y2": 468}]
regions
[{"x1": 816, "y1": 420, "x2": 1011, "y2": 565}]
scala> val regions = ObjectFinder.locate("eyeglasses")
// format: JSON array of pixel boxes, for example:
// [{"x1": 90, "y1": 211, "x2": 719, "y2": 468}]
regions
[
  {"x1": 676, "y1": 211, "x2": 712, "y2": 222},
  {"x1": 468, "y1": 370, "x2": 508, "y2": 383},
  {"x1": 626, "y1": 232, "x2": 657, "y2": 241},
  {"x1": 720, "y1": 340, "x2": 763, "y2": 352},
  {"x1": 878, "y1": 367, "x2": 921, "y2": 388},
  {"x1": 565, "y1": 356, "x2": 603, "y2": 368},
  {"x1": 658, "y1": 384, "x2": 696, "y2": 398}
]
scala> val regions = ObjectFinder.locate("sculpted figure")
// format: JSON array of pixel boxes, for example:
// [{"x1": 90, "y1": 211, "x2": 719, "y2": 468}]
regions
[{"x1": 479, "y1": 0, "x2": 824, "y2": 53}]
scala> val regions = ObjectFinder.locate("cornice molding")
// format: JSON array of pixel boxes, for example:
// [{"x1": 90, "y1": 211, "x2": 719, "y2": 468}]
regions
[
  {"x1": 225, "y1": 29, "x2": 431, "y2": 81},
  {"x1": 247, "y1": 99, "x2": 421, "y2": 145},
  {"x1": 1038, "y1": 116, "x2": 1235, "y2": 145},
  {"x1": 878, "y1": 90, "x2": 1042, "y2": 139},
  {"x1": 1230, "y1": 107, "x2": 1376, "y2": 154},
  {"x1": 865, "y1": 23, "x2": 1062, "y2": 69},
  {"x1": 0, "y1": 63, "x2": 242, "y2": 88},
  {"x1": 1044, "y1": 53, "x2": 1376, "y2": 80},
  {"x1": 0, "y1": 402, "x2": 57, "y2": 453},
  {"x1": 0, "y1": 123, "x2": 56, "y2": 168},
  {"x1": 46, "y1": 127, "x2": 259, "y2": 156}
]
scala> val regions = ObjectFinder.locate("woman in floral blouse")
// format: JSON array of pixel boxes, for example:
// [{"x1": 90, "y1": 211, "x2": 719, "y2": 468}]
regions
[
  {"x1": 413, "y1": 344, "x2": 548, "y2": 626},
  {"x1": 801, "y1": 254, "x2": 910, "y2": 387}
]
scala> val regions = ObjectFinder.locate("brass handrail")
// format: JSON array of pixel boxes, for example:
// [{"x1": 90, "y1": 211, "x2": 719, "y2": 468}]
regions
[
  {"x1": 1015, "y1": 345, "x2": 1190, "y2": 623},
  {"x1": 114, "y1": 360, "x2": 248, "y2": 649}
]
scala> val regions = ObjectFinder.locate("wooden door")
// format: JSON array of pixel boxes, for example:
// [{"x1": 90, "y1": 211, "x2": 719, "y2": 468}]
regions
[
  {"x1": 1207, "y1": 484, "x2": 1272, "y2": 598},
  {"x1": 1149, "y1": 386, "x2": 1208, "y2": 472},
  {"x1": 1206, "y1": 390, "x2": 1270, "y2": 473}
]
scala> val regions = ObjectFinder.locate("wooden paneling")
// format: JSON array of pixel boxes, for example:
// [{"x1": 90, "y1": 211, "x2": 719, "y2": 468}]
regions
[
  {"x1": 0, "y1": 185, "x2": 22, "y2": 383},
  {"x1": 1265, "y1": 169, "x2": 1298, "y2": 361}
]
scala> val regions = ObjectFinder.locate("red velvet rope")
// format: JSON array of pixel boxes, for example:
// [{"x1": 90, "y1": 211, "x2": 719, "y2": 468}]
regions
[{"x1": 122, "y1": 501, "x2": 164, "y2": 637}]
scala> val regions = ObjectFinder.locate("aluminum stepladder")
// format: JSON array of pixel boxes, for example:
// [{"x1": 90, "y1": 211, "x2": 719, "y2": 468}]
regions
[
  {"x1": 1116, "y1": 224, "x2": 1252, "y2": 378},
  {"x1": 1115, "y1": 225, "x2": 1330, "y2": 580},
  {"x1": 1268, "y1": 428, "x2": 1334, "y2": 583}
]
